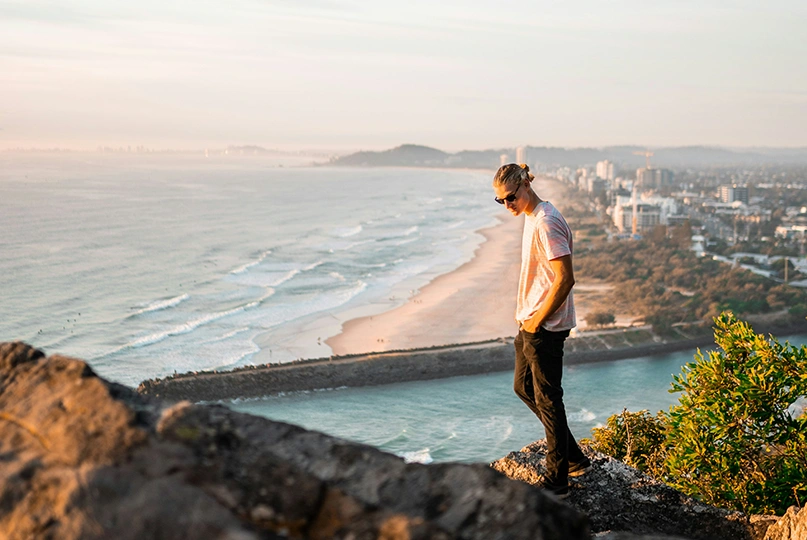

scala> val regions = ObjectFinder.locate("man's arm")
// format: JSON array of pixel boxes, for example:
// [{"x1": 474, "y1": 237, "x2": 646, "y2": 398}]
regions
[{"x1": 520, "y1": 254, "x2": 575, "y2": 333}]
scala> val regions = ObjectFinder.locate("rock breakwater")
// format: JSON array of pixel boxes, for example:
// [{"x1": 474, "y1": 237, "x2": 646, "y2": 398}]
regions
[{"x1": 138, "y1": 335, "x2": 722, "y2": 402}]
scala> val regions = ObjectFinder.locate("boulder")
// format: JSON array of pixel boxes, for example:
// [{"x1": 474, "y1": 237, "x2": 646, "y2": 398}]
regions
[
  {"x1": 0, "y1": 342, "x2": 589, "y2": 539},
  {"x1": 491, "y1": 440, "x2": 769, "y2": 540},
  {"x1": 763, "y1": 506, "x2": 807, "y2": 540}
]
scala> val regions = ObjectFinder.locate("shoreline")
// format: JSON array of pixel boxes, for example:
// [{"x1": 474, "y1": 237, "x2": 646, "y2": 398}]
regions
[
  {"x1": 251, "y1": 168, "x2": 505, "y2": 365},
  {"x1": 325, "y1": 176, "x2": 593, "y2": 356},
  {"x1": 251, "y1": 175, "x2": 630, "y2": 365},
  {"x1": 136, "y1": 321, "x2": 807, "y2": 402},
  {"x1": 324, "y1": 213, "x2": 522, "y2": 355},
  {"x1": 134, "y1": 172, "x2": 807, "y2": 403}
]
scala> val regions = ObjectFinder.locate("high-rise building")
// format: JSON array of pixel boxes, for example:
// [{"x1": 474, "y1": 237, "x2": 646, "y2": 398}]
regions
[
  {"x1": 500, "y1": 154, "x2": 509, "y2": 167},
  {"x1": 636, "y1": 168, "x2": 674, "y2": 189},
  {"x1": 612, "y1": 195, "x2": 677, "y2": 234},
  {"x1": 516, "y1": 146, "x2": 528, "y2": 165},
  {"x1": 596, "y1": 160, "x2": 615, "y2": 181},
  {"x1": 719, "y1": 185, "x2": 749, "y2": 205},
  {"x1": 659, "y1": 169, "x2": 674, "y2": 187},
  {"x1": 636, "y1": 168, "x2": 655, "y2": 188},
  {"x1": 613, "y1": 204, "x2": 663, "y2": 233}
]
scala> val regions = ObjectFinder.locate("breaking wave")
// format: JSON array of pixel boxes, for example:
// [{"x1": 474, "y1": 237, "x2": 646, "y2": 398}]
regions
[{"x1": 131, "y1": 293, "x2": 190, "y2": 316}]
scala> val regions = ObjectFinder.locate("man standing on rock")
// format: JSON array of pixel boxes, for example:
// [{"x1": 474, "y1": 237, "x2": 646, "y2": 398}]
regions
[{"x1": 492, "y1": 163, "x2": 591, "y2": 499}]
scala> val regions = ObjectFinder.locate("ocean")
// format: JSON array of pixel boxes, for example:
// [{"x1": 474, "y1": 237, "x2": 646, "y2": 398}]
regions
[
  {"x1": 1, "y1": 154, "x2": 500, "y2": 385},
  {"x1": 4, "y1": 154, "x2": 803, "y2": 464}
]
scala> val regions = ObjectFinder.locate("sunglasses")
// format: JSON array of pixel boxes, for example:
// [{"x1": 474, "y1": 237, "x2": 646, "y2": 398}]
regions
[{"x1": 494, "y1": 183, "x2": 522, "y2": 205}]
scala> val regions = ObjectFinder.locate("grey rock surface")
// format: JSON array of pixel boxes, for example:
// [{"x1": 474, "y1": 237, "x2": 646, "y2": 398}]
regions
[
  {"x1": 0, "y1": 342, "x2": 590, "y2": 539},
  {"x1": 491, "y1": 440, "x2": 773, "y2": 540}
]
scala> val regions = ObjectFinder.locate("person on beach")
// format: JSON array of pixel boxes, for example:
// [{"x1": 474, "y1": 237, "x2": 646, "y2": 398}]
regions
[{"x1": 493, "y1": 163, "x2": 591, "y2": 499}]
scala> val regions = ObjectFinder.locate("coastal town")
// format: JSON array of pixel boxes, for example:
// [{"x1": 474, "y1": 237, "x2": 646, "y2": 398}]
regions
[{"x1": 528, "y1": 153, "x2": 807, "y2": 287}]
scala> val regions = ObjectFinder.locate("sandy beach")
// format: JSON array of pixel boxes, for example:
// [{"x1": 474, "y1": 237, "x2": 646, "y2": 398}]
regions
[{"x1": 327, "y1": 177, "x2": 598, "y2": 356}]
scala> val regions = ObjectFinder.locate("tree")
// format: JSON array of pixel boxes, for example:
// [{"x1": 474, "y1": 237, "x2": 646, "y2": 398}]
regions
[
  {"x1": 651, "y1": 225, "x2": 667, "y2": 245},
  {"x1": 585, "y1": 409, "x2": 666, "y2": 475},
  {"x1": 585, "y1": 311, "x2": 616, "y2": 328}
]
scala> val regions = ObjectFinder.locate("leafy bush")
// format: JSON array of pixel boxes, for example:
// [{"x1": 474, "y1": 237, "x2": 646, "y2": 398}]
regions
[
  {"x1": 584, "y1": 409, "x2": 666, "y2": 475},
  {"x1": 664, "y1": 312, "x2": 807, "y2": 515},
  {"x1": 585, "y1": 311, "x2": 616, "y2": 328},
  {"x1": 587, "y1": 312, "x2": 807, "y2": 515}
]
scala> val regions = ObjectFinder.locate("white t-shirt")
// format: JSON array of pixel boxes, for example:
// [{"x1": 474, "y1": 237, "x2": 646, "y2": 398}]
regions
[{"x1": 515, "y1": 201, "x2": 577, "y2": 332}]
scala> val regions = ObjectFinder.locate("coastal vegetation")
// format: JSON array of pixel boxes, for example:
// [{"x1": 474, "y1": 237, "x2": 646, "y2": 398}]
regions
[
  {"x1": 563, "y1": 201, "x2": 807, "y2": 334},
  {"x1": 584, "y1": 310, "x2": 617, "y2": 328},
  {"x1": 585, "y1": 313, "x2": 807, "y2": 515}
]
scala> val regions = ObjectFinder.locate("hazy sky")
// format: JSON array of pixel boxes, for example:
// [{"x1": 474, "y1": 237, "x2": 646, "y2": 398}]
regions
[{"x1": 2, "y1": 0, "x2": 806, "y2": 151}]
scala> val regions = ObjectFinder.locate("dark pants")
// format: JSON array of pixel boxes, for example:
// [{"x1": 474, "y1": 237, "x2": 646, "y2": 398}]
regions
[{"x1": 514, "y1": 327, "x2": 585, "y2": 483}]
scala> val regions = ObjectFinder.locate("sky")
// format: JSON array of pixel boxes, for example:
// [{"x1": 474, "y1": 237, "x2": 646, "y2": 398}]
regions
[{"x1": 1, "y1": 0, "x2": 806, "y2": 151}]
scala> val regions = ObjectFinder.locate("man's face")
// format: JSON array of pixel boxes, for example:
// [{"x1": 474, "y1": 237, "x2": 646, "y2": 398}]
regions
[{"x1": 493, "y1": 181, "x2": 527, "y2": 216}]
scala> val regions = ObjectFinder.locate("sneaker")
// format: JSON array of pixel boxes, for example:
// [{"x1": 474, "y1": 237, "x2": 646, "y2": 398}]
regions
[
  {"x1": 536, "y1": 475, "x2": 569, "y2": 499},
  {"x1": 568, "y1": 458, "x2": 593, "y2": 478}
]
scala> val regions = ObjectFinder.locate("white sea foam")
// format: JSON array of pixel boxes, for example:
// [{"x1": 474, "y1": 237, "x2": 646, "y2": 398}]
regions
[
  {"x1": 332, "y1": 225, "x2": 363, "y2": 238},
  {"x1": 208, "y1": 341, "x2": 260, "y2": 370},
  {"x1": 229, "y1": 249, "x2": 272, "y2": 275},
  {"x1": 132, "y1": 293, "x2": 190, "y2": 316},
  {"x1": 203, "y1": 327, "x2": 252, "y2": 343},
  {"x1": 343, "y1": 239, "x2": 375, "y2": 250},
  {"x1": 245, "y1": 279, "x2": 368, "y2": 331},
  {"x1": 402, "y1": 448, "x2": 433, "y2": 464},
  {"x1": 109, "y1": 290, "x2": 274, "y2": 354},
  {"x1": 303, "y1": 261, "x2": 324, "y2": 271},
  {"x1": 446, "y1": 220, "x2": 465, "y2": 229},
  {"x1": 329, "y1": 272, "x2": 346, "y2": 281},
  {"x1": 228, "y1": 267, "x2": 302, "y2": 288},
  {"x1": 270, "y1": 269, "x2": 300, "y2": 286},
  {"x1": 328, "y1": 238, "x2": 374, "y2": 252},
  {"x1": 500, "y1": 422, "x2": 514, "y2": 441},
  {"x1": 569, "y1": 408, "x2": 597, "y2": 423},
  {"x1": 393, "y1": 237, "x2": 419, "y2": 247},
  {"x1": 403, "y1": 226, "x2": 418, "y2": 236}
]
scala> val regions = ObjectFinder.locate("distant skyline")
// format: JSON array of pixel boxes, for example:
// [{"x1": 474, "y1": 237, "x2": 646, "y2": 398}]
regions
[{"x1": 2, "y1": 0, "x2": 806, "y2": 151}]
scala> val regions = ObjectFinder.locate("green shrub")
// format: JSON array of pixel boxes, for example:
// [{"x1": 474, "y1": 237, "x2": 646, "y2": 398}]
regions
[
  {"x1": 789, "y1": 303, "x2": 807, "y2": 320},
  {"x1": 664, "y1": 312, "x2": 807, "y2": 515},
  {"x1": 585, "y1": 310, "x2": 616, "y2": 328},
  {"x1": 584, "y1": 409, "x2": 667, "y2": 475},
  {"x1": 587, "y1": 312, "x2": 807, "y2": 515}
]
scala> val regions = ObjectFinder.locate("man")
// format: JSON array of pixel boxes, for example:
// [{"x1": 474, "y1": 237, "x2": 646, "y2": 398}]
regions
[{"x1": 492, "y1": 163, "x2": 591, "y2": 499}]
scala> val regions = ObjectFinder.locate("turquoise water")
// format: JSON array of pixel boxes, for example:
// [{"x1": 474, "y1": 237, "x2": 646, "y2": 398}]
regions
[{"x1": 231, "y1": 335, "x2": 807, "y2": 464}]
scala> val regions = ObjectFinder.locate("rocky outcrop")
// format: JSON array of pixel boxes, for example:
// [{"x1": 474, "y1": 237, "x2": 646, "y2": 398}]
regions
[
  {"x1": 763, "y1": 506, "x2": 807, "y2": 540},
  {"x1": 0, "y1": 342, "x2": 590, "y2": 539},
  {"x1": 3, "y1": 341, "x2": 800, "y2": 540},
  {"x1": 491, "y1": 440, "x2": 776, "y2": 540}
]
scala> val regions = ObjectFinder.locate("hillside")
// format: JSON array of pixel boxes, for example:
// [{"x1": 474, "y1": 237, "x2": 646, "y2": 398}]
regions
[{"x1": 328, "y1": 144, "x2": 807, "y2": 168}]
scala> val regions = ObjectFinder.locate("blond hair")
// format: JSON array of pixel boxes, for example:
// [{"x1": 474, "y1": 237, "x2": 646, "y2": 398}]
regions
[{"x1": 493, "y1": 163, "x2": 534, "y2": 187}]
